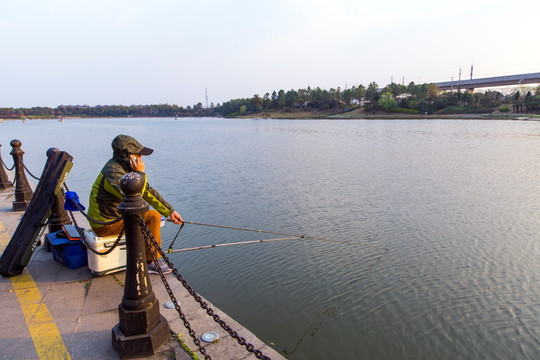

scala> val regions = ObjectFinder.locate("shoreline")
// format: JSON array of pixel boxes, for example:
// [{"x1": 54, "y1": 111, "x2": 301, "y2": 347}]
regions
[
  {"x1": 1, "y1": 113, "x2": 539, "y2": 121},
  {"x1": 240, "y1": 109, "x2": 540, "y2": 121}
]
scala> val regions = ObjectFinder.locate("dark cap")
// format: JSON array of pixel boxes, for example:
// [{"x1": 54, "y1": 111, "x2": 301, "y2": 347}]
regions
[{"x1": 111, "y1": 135, "x2": 154, "y2": 156}]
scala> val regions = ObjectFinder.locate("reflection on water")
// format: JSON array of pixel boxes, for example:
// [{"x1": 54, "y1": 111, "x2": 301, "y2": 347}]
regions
[{"x1": 1, "y1": 118, "x2": 539, "y2": 359}]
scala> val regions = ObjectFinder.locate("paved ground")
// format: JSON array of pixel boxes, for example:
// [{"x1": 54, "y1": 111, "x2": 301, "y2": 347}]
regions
[{"x1": 0, "y1": 187, "x2": 284, "y2": 360}]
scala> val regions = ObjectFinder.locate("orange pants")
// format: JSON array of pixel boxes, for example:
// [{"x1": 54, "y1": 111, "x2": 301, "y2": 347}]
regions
[{"x1": 91, "y1": 210, "x2": 162, "y2": 261}]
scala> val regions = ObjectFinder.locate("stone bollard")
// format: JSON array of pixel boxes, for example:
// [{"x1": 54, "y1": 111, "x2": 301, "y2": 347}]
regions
[
  {"x1": 10, "y1": 140, "x2": 33, "y2": 211},
  {"x1": 111, "y1": 172, "x2": 170, "y2": 358},
  {"x1": 0, "y1": 144, "x2": 13, "y2": 190},
  {"x1": 46, "y1": 148, "x2": 72, "y2": 235}
]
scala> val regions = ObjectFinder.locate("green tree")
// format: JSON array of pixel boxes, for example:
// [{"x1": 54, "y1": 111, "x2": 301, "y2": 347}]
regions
[
  {"x1": 251, "y1": 94, "x2": 262, "y2": 112},
  {"x1": 262, "y1": 93, "x2": 271, "y2": 110},
  {"x1": 365, "y1": 82, "x2": 379, "y2": 104},
  {"x1": 425, "y1": 83, "x2": 440, "y2": 100},
  {"x1": 297, "y1": 88, "x2": 309, "y2": 108},
  {"x1": 407, "y1": 82, "x2": 419, "y2": 98},
  {"x1": 310, "y1": 87, "x2": 323, "y2": 109},
  {"x1": 328, "y1": 88, "x2": 339, "y2": 109},
  {"x1": 0, "y1": 108, "x2": 14, "y2": 115},
  {"x1": 342, "y1": 88, "x2": 352, "y2": 106},
  {"x1": 285, "y1": 89, "x2": 298, "y2": 109},
  {"x1": 276, "y1": 90, "x2": 286, "y2": 109},
  {"x1": 383, "y1": 83, "x2": 407, "y2": 98},
  {"x1": 351, "y1": 85, "x2": 366, "y2": 105},
  {"x1": 194, "y1": 102, "x2": 204, "y2": 112},
  {"x1": 271, "y1": 91, "x2": 278, "y2": 108},
  {"x1": 461, "y1": 91, "x2": 473, "y2": 106},
  {"x1": 377, "y1": 92, "x2": 395, "y2": 111}
]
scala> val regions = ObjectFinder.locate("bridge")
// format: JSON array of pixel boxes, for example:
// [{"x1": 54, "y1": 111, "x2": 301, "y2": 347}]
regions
[{"x1": 436, "y1": 72, "x2": 540, "y2": 91}]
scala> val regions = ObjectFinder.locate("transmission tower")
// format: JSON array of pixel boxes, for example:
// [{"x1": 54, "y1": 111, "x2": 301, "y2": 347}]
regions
[{"x1": 205, "y1": 88, "x2": 209, "y2": 109}]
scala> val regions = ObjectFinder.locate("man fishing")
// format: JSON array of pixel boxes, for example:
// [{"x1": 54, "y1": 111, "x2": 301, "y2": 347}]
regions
[{"x1": 88, "y1": 134, "x2": 183, "y2": 274}]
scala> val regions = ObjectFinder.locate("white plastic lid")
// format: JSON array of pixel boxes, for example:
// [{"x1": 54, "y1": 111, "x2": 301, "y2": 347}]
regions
[{"x1": 201, "y1": 331, "x2": 219, "y2": 343}]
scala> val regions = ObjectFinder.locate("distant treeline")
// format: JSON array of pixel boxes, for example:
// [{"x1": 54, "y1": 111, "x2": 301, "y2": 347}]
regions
[
  {"x1": 1, "y1": 82, "x2": 539, "y2": 118},
  {"x1": 219, "y1": 82, "x2": 540, "y2": 116},
  {"x1": 0, "y1": 103, "x2": 215, "y2": 118}
]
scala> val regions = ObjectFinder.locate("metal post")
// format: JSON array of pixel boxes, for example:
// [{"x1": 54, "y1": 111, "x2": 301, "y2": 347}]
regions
[
  {"x1": 0, "y1": 144, "x2": 13, "y2": 190},
  {"x1": 48, "y1": 191, "x2": 72, "y2": 232},
  {"x1": 112, "y1": 172, "x2": 170, "y2": 358},
  {"x1": 10, "y1": 140, "x2": 33, "y2": 211}
]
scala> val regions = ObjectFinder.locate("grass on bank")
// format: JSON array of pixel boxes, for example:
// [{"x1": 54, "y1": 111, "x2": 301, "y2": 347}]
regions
[{"x1": 240, "y1": 105, "x2": 539, "y2": 120}]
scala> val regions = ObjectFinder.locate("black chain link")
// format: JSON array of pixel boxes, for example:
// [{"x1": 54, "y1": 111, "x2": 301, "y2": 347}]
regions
[
  {"x1": 67, "y1": 197, "x2": 126, "y2": 256},
  {"x1": 22, "y1": 162, "x2": 40, "y2": 180},
  {"x1": 63, "y1": 184, "x2": 123, "y2": 226},
  {"x1": 137, "y1": 217, "x2": 271, "y2": 360},
  {"x1": 59, "y1": 183, "x2": 272, "y2": 358},
  {"x1": 62, "y1": 184, "x2": 125, "y2": 256},
  {"x1": 72, "y1": 199, "x2": 123, "y2": 226},
  {"x1": 138, "y1": 217, "x2": 211, "y2": 359},
  {"x1": 1, "y1": 157, "x2": 14, "y2": 171}
]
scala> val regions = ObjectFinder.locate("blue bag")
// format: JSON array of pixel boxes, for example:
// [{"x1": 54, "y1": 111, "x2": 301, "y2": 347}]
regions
[{"x1": 64, "y1": 191, "x2": 86, "y2": 211}]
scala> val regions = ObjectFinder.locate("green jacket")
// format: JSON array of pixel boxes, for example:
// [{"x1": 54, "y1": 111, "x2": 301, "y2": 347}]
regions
[{"x1": 88, "y1": 139, "x2": 174, "y2": 228}]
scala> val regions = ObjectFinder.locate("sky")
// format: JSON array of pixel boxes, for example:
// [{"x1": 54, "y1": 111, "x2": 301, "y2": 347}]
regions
[{"x1": 1, "y1": 0, "x2": 539, "y2": 108}]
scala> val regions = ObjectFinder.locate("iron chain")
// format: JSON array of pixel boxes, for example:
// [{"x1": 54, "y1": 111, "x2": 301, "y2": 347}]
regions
[
  {"x1": 1, "y1": 157, "x2": 14, "y2": 171},
  {"x1": 137, "y1": 217, "x2": 211, "y2": 360},
  {"x1": 63, "y1": 184, "x2": 123, "y2": 226},
  {"x1": 63, "y1": 184, "x2": 125, "y2": 256},
  {"x1": 22, "y1": 162, "x2": 40, "y2": 180},
  {"x1": 137, "y1": 217, "x2": 271, "y2": 360},
  {"x1": 67, "y1": 200, "x2": 125, "y2": 256}
]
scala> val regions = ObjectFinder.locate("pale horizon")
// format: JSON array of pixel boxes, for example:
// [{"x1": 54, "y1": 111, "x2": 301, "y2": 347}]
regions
[{"x1": 1, "y1": 0, "x2": 539, "y2": 108}]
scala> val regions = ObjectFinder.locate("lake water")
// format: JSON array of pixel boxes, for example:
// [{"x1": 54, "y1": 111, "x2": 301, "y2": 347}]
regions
[{"x1": 1, "y1": 118, "x2": 539, "y2": 359}]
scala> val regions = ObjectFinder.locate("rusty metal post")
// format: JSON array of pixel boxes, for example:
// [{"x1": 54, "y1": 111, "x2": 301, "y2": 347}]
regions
[
  {"x1": 112, "y1": 172, "x2": 170, "y2": 358},
  {"x1": 48, "y1": 191, "x2": 72, "y2": 232},
  {"x1": 0, "y1": 144, "x2": 13, "y2": 190},
  {"x1": 10, "y1": 140, "x2": 33, "y2": 211},
  {"x1": 47, "y1": 148, "x2": 72, "y2": 235}
]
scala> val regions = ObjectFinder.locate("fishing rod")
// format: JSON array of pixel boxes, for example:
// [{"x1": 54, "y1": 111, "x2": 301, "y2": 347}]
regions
[
  {"x1": 166, "y1": 220, "x2": 307, "y2": 252},
  {"x1": 168, "y1": 236, "x2": 303, "y2": 253},
  {"x1": 169, "y1": 220, "x2": 308, "y2": 238},
  {"x1": 166, "y1": 220, "x2": 387, "y2": 252}
]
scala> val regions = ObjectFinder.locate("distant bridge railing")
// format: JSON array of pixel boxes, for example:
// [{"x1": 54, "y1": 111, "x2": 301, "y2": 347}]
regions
[{"x1": 436, "y1": 72, "x2": 540, "y2": 91}]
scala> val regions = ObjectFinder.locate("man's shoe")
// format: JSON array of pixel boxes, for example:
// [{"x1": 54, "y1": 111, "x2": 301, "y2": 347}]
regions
[{"x1": 148, "y1": 258, "x2": 172, "y2": 275}]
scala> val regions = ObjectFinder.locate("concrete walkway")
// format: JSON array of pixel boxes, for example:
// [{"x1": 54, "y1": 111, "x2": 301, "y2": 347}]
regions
[{"x1": 0, "y1": 188, "x2": 284, "y2": 360}]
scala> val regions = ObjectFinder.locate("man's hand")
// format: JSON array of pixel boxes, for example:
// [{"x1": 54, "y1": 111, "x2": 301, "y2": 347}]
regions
[
  {"x1": 169, "y1": 211, "x2": 183, "y2": 225},
  {"x1": 130, "y1": 154, "x2": 145, "y2": 172}
]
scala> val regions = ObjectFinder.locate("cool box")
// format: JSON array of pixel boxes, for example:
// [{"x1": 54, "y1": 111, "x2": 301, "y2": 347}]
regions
[
  {"x1": 46, "y1": 231, "x2": 88, "y2": 270},
  {"x1": 84, "y1": 230, "x2": 127, "y2": 276}
]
